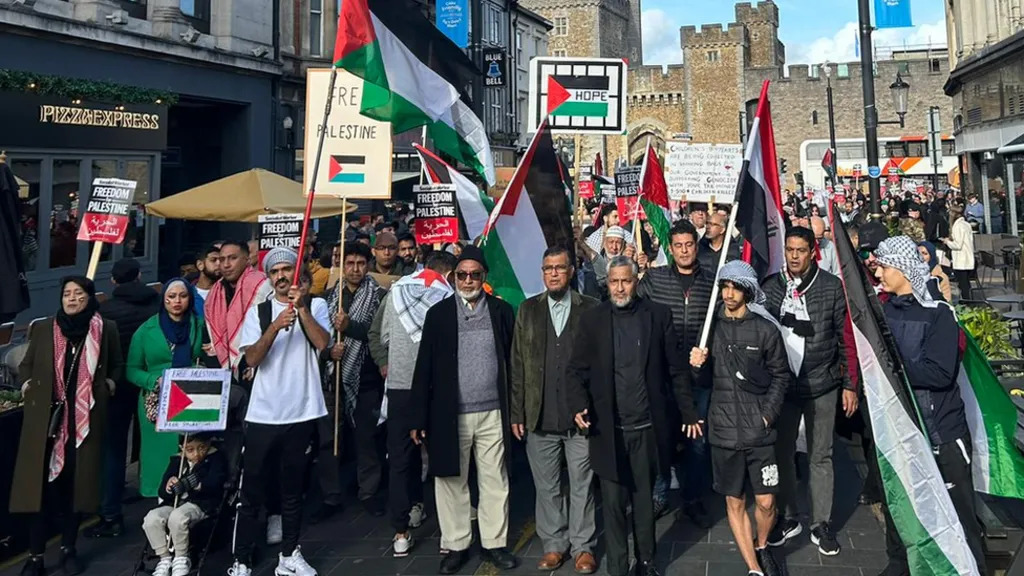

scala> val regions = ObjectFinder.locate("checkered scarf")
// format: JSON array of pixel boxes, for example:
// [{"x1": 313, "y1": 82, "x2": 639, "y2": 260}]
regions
[
  {"x1": 717, "y1": 260, "x2": 778, "y2": 326},
  {"x1": 391, "y1": 268, "x2": 452, "y2": 344},
  {"x1": 874, "y1": 236, "x2": 938, "y2": 309},
  {"x1": 327, "y1": 274, "x2": 382, "y2": 424},
  {"x1": 50, "y1": 314, "x2": 103, "y2": 481}
]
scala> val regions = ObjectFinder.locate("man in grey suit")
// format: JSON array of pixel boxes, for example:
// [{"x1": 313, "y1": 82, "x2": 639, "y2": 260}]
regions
[{"x1": 510, "y1": 246, "x2": 600, "y2": 574}]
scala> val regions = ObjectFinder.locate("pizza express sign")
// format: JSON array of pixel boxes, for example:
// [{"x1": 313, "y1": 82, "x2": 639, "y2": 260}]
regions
[{"x1": 0, "y1": 91, "x2": 168, "y2": 151}]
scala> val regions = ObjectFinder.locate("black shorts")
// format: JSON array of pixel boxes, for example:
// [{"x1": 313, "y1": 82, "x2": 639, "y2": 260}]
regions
[{"x1": 711, "y1": 445, "x2": 779, "y2": 498}]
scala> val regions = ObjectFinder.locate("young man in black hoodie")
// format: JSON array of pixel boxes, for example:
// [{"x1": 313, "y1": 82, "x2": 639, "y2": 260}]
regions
[
  {"x1": 872, "y1": 236, "x2": 987, "y2": 576},
  {"x1": 90, "y1": 258, "x2": 161, "y2": 537}
]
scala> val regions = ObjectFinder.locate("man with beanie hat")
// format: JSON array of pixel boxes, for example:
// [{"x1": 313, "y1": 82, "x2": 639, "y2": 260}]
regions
[
  {"x1": 410, "y1": 245, "x2": 518, "y2": 574},
  {"x1": 230, "y1": 247, "x2": 332, "y2": 576}
]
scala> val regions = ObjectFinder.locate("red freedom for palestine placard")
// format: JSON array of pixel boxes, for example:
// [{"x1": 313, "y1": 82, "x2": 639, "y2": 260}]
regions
[
  {"x1": 76, "y1": 178, "x2": 137, "y2": 243},
  {"x1": 414, "y1": 184, "x2": 459, "y2": 245}
]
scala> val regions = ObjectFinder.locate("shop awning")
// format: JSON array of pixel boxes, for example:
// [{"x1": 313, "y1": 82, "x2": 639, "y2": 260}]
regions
[
  {"x1": 144, "y1": 168, "x2": 357, "y2": 223},
  {"x1": 997, "y1": 132, "x2": 1024, "y2": 156}
]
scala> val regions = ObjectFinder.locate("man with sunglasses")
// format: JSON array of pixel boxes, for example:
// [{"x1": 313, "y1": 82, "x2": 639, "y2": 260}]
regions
[
  {"x1": 410, "y1": 246, "x2": 518, "y2": 574},
  {"x1": 370, "y1": 232, "x2": 416, "y2": 277}
]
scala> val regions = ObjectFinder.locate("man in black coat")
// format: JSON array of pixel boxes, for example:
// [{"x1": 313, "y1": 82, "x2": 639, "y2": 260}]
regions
[
  {"x1": 90, "y1": 258, "x2": 161, "y2": 537},
  {"x1": 566, "y1": 255, "x2": 702, "y2": 576},
  {"x1": 409, "y1": 246, "x2": 518, "y2": 575}
]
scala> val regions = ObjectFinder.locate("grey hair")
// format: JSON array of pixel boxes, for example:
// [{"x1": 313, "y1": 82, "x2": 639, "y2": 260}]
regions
[{"x1": 607, "y1": 255, "x2": 638, "y2": 277}]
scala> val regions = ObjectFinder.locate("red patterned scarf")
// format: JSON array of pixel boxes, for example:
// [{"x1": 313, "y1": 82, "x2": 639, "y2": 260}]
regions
[
  {"x1": 206, "y1": 266, "x2": 267, "y2": 368},
  {"x1": 49, "y1": 314, "x2": 103, "y2": 482}
]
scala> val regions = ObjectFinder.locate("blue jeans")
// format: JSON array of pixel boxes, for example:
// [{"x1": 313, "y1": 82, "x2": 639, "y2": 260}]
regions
[
  {"x1": 654, "y1": 387, "x2": 712, "y2": 506},
  {"x1": 99, "y1": 394, "x2": 135, "y2": 520}
]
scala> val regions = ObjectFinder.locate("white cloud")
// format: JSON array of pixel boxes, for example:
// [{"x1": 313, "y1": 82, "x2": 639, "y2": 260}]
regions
[
  {"x1": 786, "y1": 19, "x2": 948, "y2": 67},
  {"x1": 642, "y1": 9, "x2": 684, "y2": 65}
]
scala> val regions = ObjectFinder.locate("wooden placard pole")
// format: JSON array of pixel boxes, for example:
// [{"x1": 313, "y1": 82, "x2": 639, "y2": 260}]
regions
[
  {"x1": 333, "y1": 197, "x2": 348, "y2": 457},
  {"x1": 85, "y1": 242, "x2": 104, "y2": 280},
  {"x1": 697, "y1": 201, "x2": 741, "y2": 349}
]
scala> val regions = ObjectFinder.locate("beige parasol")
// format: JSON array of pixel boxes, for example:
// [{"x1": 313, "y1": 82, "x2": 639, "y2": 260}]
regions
[{"x1": 144, "y1": 168, "x2": 357, "y2": 222}]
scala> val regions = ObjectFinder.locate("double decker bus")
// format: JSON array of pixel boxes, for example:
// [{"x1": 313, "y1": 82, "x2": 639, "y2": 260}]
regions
[{"x1": 799, "y1": 136, "x2": 959, "y2": 190}]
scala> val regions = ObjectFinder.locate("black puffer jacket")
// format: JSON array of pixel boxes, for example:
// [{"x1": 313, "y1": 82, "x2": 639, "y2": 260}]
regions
[
  {"x1": 703, "y1": 306, "x2": 789, "y2": 450},
  {"x1": 762, "y1": 265, "x2": 851, "y2": 398},
  {"x1": 637, "y1": 262, "x2": 716, "y2": 388},
  {"x1": 99, "y1": 281, "x2": 161, "y2": 361}
]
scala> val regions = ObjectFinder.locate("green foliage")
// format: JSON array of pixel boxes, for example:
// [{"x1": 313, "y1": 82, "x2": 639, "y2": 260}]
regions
[
  {"x1": 0, "y1": 69, "x2": 177, "y2": 105},
  {"x1": 957, "y1": 305, "x2": 1020, "y2": 360}
]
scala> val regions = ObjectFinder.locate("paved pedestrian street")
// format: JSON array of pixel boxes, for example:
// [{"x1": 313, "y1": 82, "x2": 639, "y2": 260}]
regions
[{"x1": 0, "y1": 438, "x2": 883, "y2": 576}]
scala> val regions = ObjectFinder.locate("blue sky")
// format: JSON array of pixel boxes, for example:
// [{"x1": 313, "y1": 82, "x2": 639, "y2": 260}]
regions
[{"x1": 641, "y1": 0, "x2": 948, "y2": 66}]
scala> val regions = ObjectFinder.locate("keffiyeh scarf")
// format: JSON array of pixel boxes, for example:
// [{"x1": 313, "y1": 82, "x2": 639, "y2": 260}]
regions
[
  {"x1": 206, "y1": 266, "x2": 267, "y2": 368},
  {"x1": 328, "y1": 275, "x2": 382, "y2": 424},
  {"x1": 874, "y1": 236, "x2": 938, "y2": 309},
  {"x1": 717, "y1": 260, "x2": 780, "y2": 328},
  {"x1": 50, "y1": 314, "x2": 103, "y2": 481},
  {"x1": 778, "y1": 263, "x2": 819, "y2": 375},
  {"x1": 391, "y1": 268, "x2": 452, "y2": 344}
]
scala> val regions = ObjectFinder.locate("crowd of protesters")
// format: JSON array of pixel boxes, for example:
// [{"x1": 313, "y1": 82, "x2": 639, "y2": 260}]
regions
[{"x1": 8, "y1": 187, "x2": 990, "y2": 576}]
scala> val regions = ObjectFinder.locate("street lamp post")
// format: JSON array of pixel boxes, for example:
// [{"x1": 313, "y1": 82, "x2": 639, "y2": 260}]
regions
[
  {"x1": 822, "y1": 62, "x2": 838, "y2": 191},
  {"x1": 857, "y1": 0, "x2": 911, "y2": 217}
]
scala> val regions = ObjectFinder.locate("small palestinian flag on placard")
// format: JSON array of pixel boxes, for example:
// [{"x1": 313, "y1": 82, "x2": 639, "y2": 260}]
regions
[
  {"x1": 547, "y1": 75, "x2": 609, "y2": 118},
  {"x1": 156, "y1": 368, "x2": 231, "y2": 433},
  {"x1": 328, "y1": 155, "x2": 366, "y2": 184}
]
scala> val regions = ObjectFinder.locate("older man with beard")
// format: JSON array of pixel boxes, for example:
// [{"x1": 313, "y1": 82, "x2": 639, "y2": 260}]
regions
[
  {"x1": 567, "y1": 256, "x2": 702, "y2": 576},
  {"x1": 410, "y1": 245, "x2": 517, "y2": 574}
]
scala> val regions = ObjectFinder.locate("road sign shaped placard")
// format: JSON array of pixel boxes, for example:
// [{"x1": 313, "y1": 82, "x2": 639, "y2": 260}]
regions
[{"x1": 528, "y1": 57, "x2": 628, "y2": 135}]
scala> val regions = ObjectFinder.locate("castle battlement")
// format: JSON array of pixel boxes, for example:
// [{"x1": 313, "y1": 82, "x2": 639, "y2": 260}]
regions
[
  {"x1": 768, "y1": 56, "x2": 947, "y2": 82},
  {"x1": 734, "y1": 1, "x2": 779, "y2": 26},
  {"x1": 681, "y1": 23, "x2": 746, "y2": 47}
]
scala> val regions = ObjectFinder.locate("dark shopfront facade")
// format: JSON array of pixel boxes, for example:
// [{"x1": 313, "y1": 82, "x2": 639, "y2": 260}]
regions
[{"x1": 0, "y1": 32, "x2": 277, "y2": 322}]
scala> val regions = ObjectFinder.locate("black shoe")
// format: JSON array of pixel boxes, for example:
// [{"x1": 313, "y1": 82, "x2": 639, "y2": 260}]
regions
[
  {"x1": 85, "y1": 517, "x2": 124, "y2": 538},
  {"x1": 56, "y1": 547, "x2": 85, "y2": 576},
  {"x1": 683, "y1": 502, "x2": 713, "y2": 529},
  {"x1": 19, "y1": 556, "x2": 44, "y2": 576},
  {"x1": 361, "y1": 497, "x2": 384, "y2": 517},
  {"x1": 439, "y1": 549, "x2": 469, "y2": 574},
  {"x1": 310, "y1": 501, "x2": 344, "y2": 524},
  {"x1": 810, "y1": 522, "x2": 840, "y2": 556},
  {"x1": 755, "y1": 547, "x2": 783, "y2": 576},
  {"x1": 766, "y1": 518, "x2": 801, "y2": 547},
  {"x1": 632, "y1": 560, "x2": 660, "y2": 576},
  {"x1": 481, "y1": 547, "x2": 518, "y2": 570},
  {"x1": 858, "y1": 491, "x2": 880, "y2": 506}
]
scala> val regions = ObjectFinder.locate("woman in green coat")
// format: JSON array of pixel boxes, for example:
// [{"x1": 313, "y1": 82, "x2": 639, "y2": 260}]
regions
[{"x1": 126, "y1": 278, "x2": 214, "y2": 497}]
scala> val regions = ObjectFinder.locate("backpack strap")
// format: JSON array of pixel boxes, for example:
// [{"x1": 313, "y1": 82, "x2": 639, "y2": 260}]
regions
[{"x1": 259, "y1": 299, "x2": 317, "y2": 351}]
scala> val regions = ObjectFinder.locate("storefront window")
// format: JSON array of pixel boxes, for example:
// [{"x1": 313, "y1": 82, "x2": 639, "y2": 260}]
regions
[
  {"x1": 50, "y1": 159, "x2": 81, "y2": 269},
  {"x1": 10, "y1": 159, "x2": 41, "y2": 272},
  {"x1": 125, "y1": 160, "x2": 151, "y2": 258},
  {"x1": 92, "y1": 160, "x2": 118, "y2": 262}
]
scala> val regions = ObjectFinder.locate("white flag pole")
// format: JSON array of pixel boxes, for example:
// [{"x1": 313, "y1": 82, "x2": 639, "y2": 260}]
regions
[{"x1": 697, "y1": 200, "x2": 741, "y2": 349}]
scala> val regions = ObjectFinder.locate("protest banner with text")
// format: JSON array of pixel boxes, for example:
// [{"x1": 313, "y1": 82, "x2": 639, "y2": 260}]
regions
[{"x1": 414, "y1": 184, "x2": 459, "y2": 245}]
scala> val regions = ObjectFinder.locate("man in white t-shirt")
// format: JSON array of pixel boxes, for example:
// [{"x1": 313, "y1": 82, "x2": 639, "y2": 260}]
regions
[{"x1": 228, "y1": 247, "x2": 331, "y2": 576}]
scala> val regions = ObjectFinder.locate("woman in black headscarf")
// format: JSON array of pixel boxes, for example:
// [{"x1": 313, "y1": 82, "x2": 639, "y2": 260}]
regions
[{"x1": 10, "y1": 276, "x2": 123, "y2": 576}]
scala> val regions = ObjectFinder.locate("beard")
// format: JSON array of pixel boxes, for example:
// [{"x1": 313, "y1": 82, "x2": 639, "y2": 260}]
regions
[
  {"x1": 457, "y1": 288, "x2": 482, "y2": 301},
  {"x1": 548, "y1": 286, "x2": 569, "y2": 300},
  {"x1": 610, "y1": 293, "x2": 634, "y2": 308},
  {"x1": 201, "y1": 268, "x2": 220, "y2": 282}
]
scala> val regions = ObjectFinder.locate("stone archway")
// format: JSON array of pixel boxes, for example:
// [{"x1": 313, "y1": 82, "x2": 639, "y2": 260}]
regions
[{"x1": 627, "y1": 119, "x2": 668, "y2": 164}]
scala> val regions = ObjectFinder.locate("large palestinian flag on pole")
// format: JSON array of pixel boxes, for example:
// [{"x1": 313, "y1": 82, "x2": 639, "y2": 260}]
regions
[
  {"x1": 414, "y1": 143, "x2": 492, "y2": 242},
  {"x1": 638, "y1": 141, "x2": 671, "y2": 266},
  {"x1": 830, "y1": 211, "x2": 981, "y2": 576},
  {"x1": 735, "y1": 81, "x2": 786, "y2": 280},
  {"x1": 156, "y1": 368, "x2": 231, "y2": 433},
  {"x1": 333, "y1": 0, "x2": 495, "y2": 186}
]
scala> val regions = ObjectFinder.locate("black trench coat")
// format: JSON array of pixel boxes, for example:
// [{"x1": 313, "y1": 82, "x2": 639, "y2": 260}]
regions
[{"x1": 409, "y1": 294, "x2": 515, "y2": 478}]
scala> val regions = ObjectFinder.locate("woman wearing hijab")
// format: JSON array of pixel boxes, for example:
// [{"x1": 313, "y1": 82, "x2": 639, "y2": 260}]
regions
[
  {"x1": 11, "y1": 276, "x2": 122, "y2": 576},
  {"x1": 126, "y1": 279, "x2": 214, "y2": 498},
  {"x1": 918, "y1": 241, "x2": 952, "y2": 303}
]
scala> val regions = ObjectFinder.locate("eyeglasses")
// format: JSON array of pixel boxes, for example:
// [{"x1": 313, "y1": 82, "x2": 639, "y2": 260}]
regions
[
  {"x1": 375, "y1": 245, "x2": 398, "y2": 252},
  {"x1": 858, "y1": 249, "x2": 873, "y2": 260},
  {"x1": 456, "y1": 271, "x2": 484, "y2": 282},
  {"x1": 541, "y1": 265, "x2": 570, "y2": 275}
]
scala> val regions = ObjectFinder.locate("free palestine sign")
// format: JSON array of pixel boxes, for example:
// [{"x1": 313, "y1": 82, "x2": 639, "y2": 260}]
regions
[{"x1": 528, "y1": 57, "x2": 628, "y2": 135}]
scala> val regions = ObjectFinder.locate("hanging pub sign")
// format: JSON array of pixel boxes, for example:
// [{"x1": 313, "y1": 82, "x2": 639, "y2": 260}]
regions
[
  {"x1": 414, "y1": 184, "x2": 459, "y2": 244},
  {"x1": 615, "y1": 166, "x2": 642, "y2": 222},
  {"x1": 258, "y1": 213, "x2": 303, "y2": 269},
  {"x1": 483, "y1": 48, "x2": 507, "y2": 87},
  {"x1": 77, "y1": 178, "x2": 137, "y2": 243}
]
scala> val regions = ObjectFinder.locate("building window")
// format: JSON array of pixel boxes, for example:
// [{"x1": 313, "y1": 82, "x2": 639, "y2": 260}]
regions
[
  {"x1": 11, "y1": 158, "x2": 41, "y2": 272},
  {"x1": 554, "y1": 16, "x2": 568, "y2": 36},
  {"x1": 897, "y1": 61, "x2": 910, "y2": 74},
  {"x1": 811, "y1": 111, "x2": 818, "y2": 125},
  {"x1": 310, "y1": 0, "x2": 323, "y2": 57},
  {"x1": 516, "y1": 30, "x2": 523, "y2": 63},
  {"x1": 837, "y1": 63, "x2": 850, "y2": 78},
  {"x1": 179, "y1": 0, "x2": 210, "y2": 33},
  {"x1": 930, "y1": 58, "x2": 942, "y2": 73},
  {"x1": 942, "y1": 139, "x2": 957, "y2": 156},
  {"x1": 488, "y1": 6, "x2": 500, "y2": 43},
  {"x1": 706, "y1": 50, "x2": 720, "y2": 63},
  {"x1": 553, "y1": 49, "x2": 567, "y2": 57},
  {"x1": 50, "y1": 159, "x2": 82, "y2": 269},
  {"x1": 810, "y1": 65, "x2": 820, "y2": 78}
]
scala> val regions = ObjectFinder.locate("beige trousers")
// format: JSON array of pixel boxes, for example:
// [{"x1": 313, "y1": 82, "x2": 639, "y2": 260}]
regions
[
  {"x1": 435, "y1": 409, "x2": 509, "y2": 551},
  {"x1": 142, "y1": 503, "x2": 206, "y2": 557}
]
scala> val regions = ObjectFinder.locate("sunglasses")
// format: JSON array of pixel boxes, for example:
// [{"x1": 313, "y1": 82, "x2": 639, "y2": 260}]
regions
[
  {"x1": 858, "y1": 249, "x2": 873, "y2": 260},
  {"x1": 456, "y1": 271, "x2": 484, "y2": 282}
]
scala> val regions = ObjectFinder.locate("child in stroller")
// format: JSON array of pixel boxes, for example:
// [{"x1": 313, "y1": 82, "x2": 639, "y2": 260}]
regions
[{"x1": 142, "y1": 433, "x2": 228, "y2": 576}]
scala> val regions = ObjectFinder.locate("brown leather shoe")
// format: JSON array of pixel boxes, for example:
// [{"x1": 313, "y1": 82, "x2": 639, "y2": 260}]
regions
[
  {"x1": 537, "y1": 552, "x2": 564, "y2": 570},
  {"x1": 574, "y1": 551, "x2": 597, "y2": 574}
]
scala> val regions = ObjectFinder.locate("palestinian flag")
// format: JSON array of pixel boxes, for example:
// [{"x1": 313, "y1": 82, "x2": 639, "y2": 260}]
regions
[
  {"x1": 480, "y1": 119, "x2": 575, "y2": 308},
  {"x1": 595, "y1": 152, "x2": 604, "y2": 176},
  {"x1": 414, "y1": 143, "x2": 492, "y2": 242},
  {"x1": 735, "y1": 81, "x2": 785, "y2": 279},
  {"x1": 638, "y1": 141, "x2": 671, "y2": 266},
  {"x1": 333, "y1": 0, "x2": 495, "y2": 185},
  {"x1": 165, "y1": 379, "x2": 224, "y2": 424},
  {"x1": 830, "y1": 211, "x2": 982, "y2": 576},
  {"x1": 329, "y1": 155, "x2": 366, "y2": 184},
  {"x1": 821, "y1": 147, "x2": 836, "y2": 181},
  {"x1": 958, "y1": 328, "x2": 1024, "y2": 499},
  {"x1": 547, "y1": 75, "x2": 608, "y2": 118}
]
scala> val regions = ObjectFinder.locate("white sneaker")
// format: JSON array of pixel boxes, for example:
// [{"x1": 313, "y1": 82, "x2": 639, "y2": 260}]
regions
[
  {"x1": 670, "y1": 467, "x2": 680, "y2": 490},
  {"x1": 153, "y1": 556, "x2": 173, "y2": 576},
  {"x1": 267, "y1": 515, "x2": 283, "y2": 545},
  {"x1": 227, "y1": 561, "x2": 251, "y2": 576},
  {"x1": 170, "y1": 556, "x2": 191, "y2": 576},
  {"x1": 276, "y1": 546, "x2": 317, "y2": 576},
  {"x1": 393, "y1": 533, "x2": 413, "y2": 557},
  {"x1": 408, "y1": 502, "x2": 426, "y2": 528}
]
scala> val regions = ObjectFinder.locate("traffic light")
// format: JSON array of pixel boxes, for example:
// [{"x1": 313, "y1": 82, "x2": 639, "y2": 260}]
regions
[
  {"x1": 795, "y1": 171, "x2": 804, "y2": 188},
  {"x1": 780, "y1": 158, "x2": 788, "y2": 173}
]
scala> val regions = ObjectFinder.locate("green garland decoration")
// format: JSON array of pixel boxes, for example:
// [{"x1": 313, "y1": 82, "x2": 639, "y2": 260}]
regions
[{"x1": 0, "y1": 69, "x2": 178, "y2": 105}]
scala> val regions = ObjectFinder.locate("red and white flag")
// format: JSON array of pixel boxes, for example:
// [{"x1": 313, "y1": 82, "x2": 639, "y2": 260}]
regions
[{"x1": 735, "y1": 81, "x2": 786, "y2": 279}]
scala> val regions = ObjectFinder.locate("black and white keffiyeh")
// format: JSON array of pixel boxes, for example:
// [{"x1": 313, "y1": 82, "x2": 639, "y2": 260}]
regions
[
  {"x1": 718, "y1": 260, "x2": 778, "y2": 326},
  {"x1": 327, "y1": 274, "x2": 382, "y2": 423},
  {"x1": 777, "y1": 263, "x2": 820, "y2": 375},
  {"x1": 874, "y1": 235, "x2": 938, "y2": 309}
]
